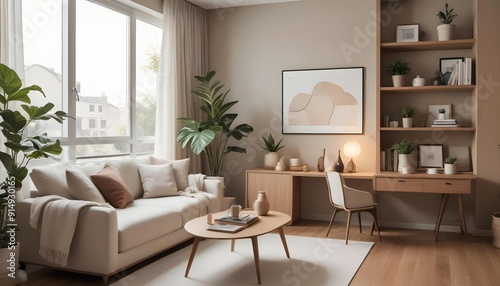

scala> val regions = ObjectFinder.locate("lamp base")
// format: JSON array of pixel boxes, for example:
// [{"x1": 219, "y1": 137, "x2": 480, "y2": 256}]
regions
[{"x1": 345, "y1": 158, "x2": 356, "y2": 173}]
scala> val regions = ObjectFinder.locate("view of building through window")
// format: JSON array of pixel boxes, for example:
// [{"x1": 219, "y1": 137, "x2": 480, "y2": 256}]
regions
[{"x1": 21, "y1": 0, "x2": 162, "y2": 160}]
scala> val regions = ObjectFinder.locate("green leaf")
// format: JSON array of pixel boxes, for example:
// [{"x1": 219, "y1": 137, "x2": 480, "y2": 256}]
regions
[
  {"x1": 0, "y1": 64, "x2": 22, "y2": 96},
  {"x1": 0, "y1": 151, "x2": 14, "y2": 173}
]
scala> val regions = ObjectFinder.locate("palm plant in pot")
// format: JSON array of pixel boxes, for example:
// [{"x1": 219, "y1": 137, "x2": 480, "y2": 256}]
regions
[
  {"x1": 259, "y1": 133, "x2": 285, "y2": 169},
  {"x1": 0, "y1": 63, "x2": 68, "y2": 270},
  {"x1": 177, "y1": 71, "x2": 254, "y2": 177},
  {"x1": 391, "y1": 138, "x2": 416, "y2": 174},
  {"x1": 387, "y1": 59, "x2": 411, "y2": 87},
  {"x1": 437, "y1": 3, "x2": 457, "y2": 41},
  {"x1": 401, "y1": 105, "x2": 416, "y2": 128}
]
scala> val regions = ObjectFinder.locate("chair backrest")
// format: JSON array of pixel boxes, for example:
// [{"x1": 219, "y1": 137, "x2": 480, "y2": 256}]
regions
[{"x1": 326, "y1": 171, "x2": 346, "y2": 208}]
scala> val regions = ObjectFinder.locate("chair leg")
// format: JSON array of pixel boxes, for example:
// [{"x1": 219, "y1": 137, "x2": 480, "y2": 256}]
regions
[
  {"x1": 345, "y1": 211, "x2": 353, "y2": 244},
  {"x1": 369, "y1": 208, "x2": 382, "y2": 242},
  {"x1": 326, "y1": 208, "x2": 339, "y2": 237},
  {"x1": 358, "y1": 212, "x2": 362, "y2": 233}
]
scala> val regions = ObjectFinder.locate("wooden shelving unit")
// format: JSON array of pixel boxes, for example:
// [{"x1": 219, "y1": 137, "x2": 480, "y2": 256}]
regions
[
  {"x1": 380, "y1": 85, "x2": 476, "y2": 92},
  {"x1": 381, "y1": 39, "x2": 475, "y2": 52},
  {"x1": 380, "y1": 127, "x2": 475, "y2": 132}
]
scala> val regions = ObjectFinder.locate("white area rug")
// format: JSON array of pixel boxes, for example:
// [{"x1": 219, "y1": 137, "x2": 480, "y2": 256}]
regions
[{"x1": 111, "y1": 234, "x2": 373, "y2": 286}]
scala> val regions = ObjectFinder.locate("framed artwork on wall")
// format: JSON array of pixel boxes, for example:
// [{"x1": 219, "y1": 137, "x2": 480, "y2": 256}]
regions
[
  {"x1": 396, "y1": 24, "x2": 419, "y2": 42},
  {"x1": 282, "y1": 67, "x2": 364, "y2": 134},
  {"x1": 418, "y1": 144, "x2": 444, "y2": 169}
]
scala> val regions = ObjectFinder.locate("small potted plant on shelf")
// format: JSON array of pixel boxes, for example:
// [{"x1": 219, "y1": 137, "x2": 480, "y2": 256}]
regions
[
  {"x1": 401, "y1": 106, "x2": 416, "y2": 128},
  {"x1": 387, "y1": 59, "x2": 411, "y2": 87},
  {"x1": 444, "y1": 156, "x2": 457, "y2": 174},
  {"x1": 438, "y1": 108, "x2": 446, "y2": 119},
  {"x1": 391, "y1": 138, "x2": 416, "y2": 174},
  {"x1": 437, "y1": 3, "x2": 458, "y2": 41},
  {"x1": 259, "y1": 133, "x2": 285, "y2": 169}
]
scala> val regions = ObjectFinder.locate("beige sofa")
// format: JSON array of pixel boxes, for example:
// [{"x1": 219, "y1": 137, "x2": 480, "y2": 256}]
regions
[{"x1": 16, "y1": 156, "x2": 224, "y2": 284}]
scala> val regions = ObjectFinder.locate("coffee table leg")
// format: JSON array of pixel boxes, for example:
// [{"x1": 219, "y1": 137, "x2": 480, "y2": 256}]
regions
[
  {"x1": 185, "y1": 237, "x2": 201, "y2": 277},
  {"x1": 278, "y1": 227, "x2": 290, "y2": 258},
  {"x1": 251, "y1": 236, "x2": 261, "y2": 285}
]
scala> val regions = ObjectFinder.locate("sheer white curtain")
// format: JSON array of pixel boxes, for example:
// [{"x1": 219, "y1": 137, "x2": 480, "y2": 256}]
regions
[
  {"x1": 154, "y1": 0, "x2": 208, "y2": 173},
  {"x1": 0, "y1": 0, "x2": 24, "y2": 74}
]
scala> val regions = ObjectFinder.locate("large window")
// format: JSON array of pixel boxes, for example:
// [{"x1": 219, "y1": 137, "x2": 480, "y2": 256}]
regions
[{"x1": 21, "y1": 0, "x2": 162, "y2": 160}]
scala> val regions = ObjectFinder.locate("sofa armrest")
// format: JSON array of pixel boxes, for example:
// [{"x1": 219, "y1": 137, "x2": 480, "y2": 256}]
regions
[
  {"x1": 203, "y1": 178, "x2": 224, "y2": 211},
  {"x1": 17, "y1": 198, "x2": 119, "y2": 274}
]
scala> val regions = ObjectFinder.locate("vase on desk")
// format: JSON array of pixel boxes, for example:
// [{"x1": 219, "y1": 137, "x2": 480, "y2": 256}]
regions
[
  {"x1": 254, "y1": 191, "x2": 270, "y2": 216},
  {"x1": 334, "y1": 150, "x2": 344, "y2": 173}
]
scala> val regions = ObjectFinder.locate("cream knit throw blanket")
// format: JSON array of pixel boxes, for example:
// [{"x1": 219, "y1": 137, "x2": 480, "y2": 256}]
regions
[
  {"x1": 178, "y1": 174, "x2": 218, "y2": 214},
  {"x1": 30, "y1": 195, "x2": 101, "y2": 267}
]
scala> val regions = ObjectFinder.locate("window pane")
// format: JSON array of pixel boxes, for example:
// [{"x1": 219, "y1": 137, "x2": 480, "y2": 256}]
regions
[
  {"x1": 76, "y1": 143, "x2": 130, "y2": 158},
  {"x1": 136, "y1": 20, "x2": 162, "y2": 137},
  {"x1": 75, "y1": 0, "x2": 129, "y2": 138},
  {"x1": 22, "y1": 0, "x2": 65, "y2": 137}
]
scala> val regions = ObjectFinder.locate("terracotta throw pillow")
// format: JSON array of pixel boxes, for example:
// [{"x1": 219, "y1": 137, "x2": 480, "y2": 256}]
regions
[{"x1": 91, "y1": 165, "x2": 133, "y2": 208}]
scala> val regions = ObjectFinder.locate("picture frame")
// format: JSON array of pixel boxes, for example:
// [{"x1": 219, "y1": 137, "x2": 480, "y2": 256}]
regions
[
  {"x1": 427, "y1": 104, "x2": 452, "y2": 126},
  {"x1": 439, "y1": 57, "x2": 464, "y2": 84},
  {"x1": 448, "y1": 146, "x2": 471, "y2": 172},
  {"x1": 418, "y1": 144, "x2": 444, "y2": 169},
  {"x1": 282, "y1": 67, "x2": 364, "y2": 134},
  {"x1": 396, "y1": 24, "x2": 419, "y2": 42}
]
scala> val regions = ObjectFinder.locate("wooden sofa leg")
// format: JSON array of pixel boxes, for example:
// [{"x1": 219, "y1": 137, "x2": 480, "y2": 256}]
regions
[{"x1": 103, "y1": 275, "x2": 109, "y2": 285}]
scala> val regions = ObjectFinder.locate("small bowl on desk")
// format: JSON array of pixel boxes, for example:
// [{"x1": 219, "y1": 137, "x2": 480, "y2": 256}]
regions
[{"x1": 426, "y1": 168, "x2": 438, "y2": 175}]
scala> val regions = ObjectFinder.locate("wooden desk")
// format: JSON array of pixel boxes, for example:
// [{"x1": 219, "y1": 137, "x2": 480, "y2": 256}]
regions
[{"x1": 246, "y1": 168, "x2": 475, "y2": 240}]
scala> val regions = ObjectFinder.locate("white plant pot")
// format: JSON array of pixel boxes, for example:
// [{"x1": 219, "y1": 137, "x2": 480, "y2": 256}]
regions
[
  {"x1": 402, "y1": 118, "x2": 413, "y2": 128},
  {"x1": 392, "y1": 75, "x2": 405, "y2": 87},
  {"x1": 438, "y1": 113, "x2": 446, "y2": 119},
  {"x1": 263, "y1": 152, "x2": 279, "y2": 169},
  {"x1": 444, "y1": 163, "x2": 456, "y2": 175},
  {"x1": 437, "y1": 24, "x2": 455, "y2": 41},
  {"x1": 398, "y1": 154, "x2": 415, "y2": 174}
]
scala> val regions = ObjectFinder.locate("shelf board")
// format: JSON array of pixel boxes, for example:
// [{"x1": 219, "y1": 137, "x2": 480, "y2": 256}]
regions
[
  {"x1": 380, "y1": 127, "x2": 475, "y2": 132},
  {"x1": 380, "y1": 85, "x2": 476, "y2": 92},
  {"x1": 381, "y1": 39, "x2": 476, "y2": 52}
]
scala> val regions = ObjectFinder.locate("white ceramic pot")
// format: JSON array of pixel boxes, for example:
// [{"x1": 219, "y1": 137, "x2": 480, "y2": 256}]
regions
[
  {"x1": 263, "y1": 152, "x2": 279, "y2": 169},
  {"x1": 437, "y1": 24, "x2": 455, "y2": 41},
  {"x1": 444, "y1": 163, "x2": 456, "y2": 175},
  {"x1": 398, "y1": 154, "x2": 415, "y2": 174},
  {"x1": 392, "y1": 75, "x2": 405, "y2": 87},
  {"x1": 412, "y1": 75, "x2": 425, "y2": 86},
  {"x1": 402, "y1": 118, "x2": 413, "y2": 128},
  {"x1": 438, "y1": 113, "x2": 446, "y2": 119},
  {"x1": 254, "y1": 191, "x2": 270, "y2": 216}
]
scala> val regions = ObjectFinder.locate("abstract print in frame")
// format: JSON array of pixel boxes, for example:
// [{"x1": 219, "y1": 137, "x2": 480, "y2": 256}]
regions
[{"x1": 282, "y1": 67, "x2": 364, "y2": 134}]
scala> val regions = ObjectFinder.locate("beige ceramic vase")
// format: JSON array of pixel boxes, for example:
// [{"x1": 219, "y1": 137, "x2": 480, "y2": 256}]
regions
[{"x1": 254, "y1": 191, "x2": 270, "y2": 216}]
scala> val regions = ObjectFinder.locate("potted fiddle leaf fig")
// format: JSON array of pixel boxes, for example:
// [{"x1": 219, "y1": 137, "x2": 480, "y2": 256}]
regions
[
  {"x1": 0, "y1": 63, "x2": 69, "y2": 257},
  {"x1": 437, "y1": 3, "x2": 458, "y2": 41},
  {"x1": 177, "y1": 71, "x2": 254, "y2": 177}
]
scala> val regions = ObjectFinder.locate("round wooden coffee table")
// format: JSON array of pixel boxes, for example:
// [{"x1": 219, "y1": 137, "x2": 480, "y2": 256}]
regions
[{"x1": 184, "y1": 210, "x2": 291, "y2": 285}]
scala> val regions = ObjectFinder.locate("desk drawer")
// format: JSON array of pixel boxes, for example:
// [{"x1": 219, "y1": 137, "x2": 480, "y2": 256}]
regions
[
  {"x1": 375, "y1": 178, "x2": 424, "y2": 192},
  {"x1": 424, "y1": 179, "x2": 470, "y2": 194}
]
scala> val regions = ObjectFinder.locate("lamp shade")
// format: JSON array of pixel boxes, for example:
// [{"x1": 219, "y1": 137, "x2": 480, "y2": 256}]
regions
[{"x1": 343, "y1": 140, "x2": 361, "y2": 158}]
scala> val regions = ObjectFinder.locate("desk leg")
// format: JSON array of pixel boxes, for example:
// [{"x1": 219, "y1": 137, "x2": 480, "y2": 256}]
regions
[
  {"x1": 251, "y1": 236, "x2": 261, "y2": 285},
  {"x1": 278, "y1": 227, "x2": 290, "y2": 258},
  {"x1": 457, "y1": 194, "x2": 469, "y2": 242},
  {"x1": 231, "y1": 239, "x2": 236, "y2": 251},
  {"x1": 185, "y1": 236, "x2": 201, "y2": 277},
  {"x1": 434, "y1": 194, "x2": 449, "y2": 241}
]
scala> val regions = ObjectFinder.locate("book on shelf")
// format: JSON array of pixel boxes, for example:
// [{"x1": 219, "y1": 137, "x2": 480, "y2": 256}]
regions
[
  {"x1": 431, "y1": 124, "x2": 459, "y2": 127},
  {"x1": 207, "y1": 224, "x2": 245, "y2": 233},
  {"x1": 447, "y1": 58, "x2": 473, "y2": 86},
  {"x1": 433, "y1": 119, "x2": 457, "y2": 125},
  {"x1": 214, "y1": 214, "x2": 259, "y2": 226}
]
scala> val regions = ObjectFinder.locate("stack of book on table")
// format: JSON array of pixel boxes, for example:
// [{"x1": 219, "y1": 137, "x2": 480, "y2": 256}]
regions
[
  {"x1": 432, "y1": 119, "x2": 458, "y2": 127},
  {"x1": 207, "y1": 214, "x2": 259, "y2": 233}
]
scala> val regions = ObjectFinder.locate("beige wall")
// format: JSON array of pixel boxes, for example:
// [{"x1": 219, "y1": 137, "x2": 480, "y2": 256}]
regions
[{"x1": 207, "y1": 0, "x2": 500, "y2": 232}]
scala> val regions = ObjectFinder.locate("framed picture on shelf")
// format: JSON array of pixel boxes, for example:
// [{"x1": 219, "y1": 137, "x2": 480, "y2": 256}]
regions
[
  {"x1": 427, "y1": 104, "x2": 452, "y2": 126},
  {"x1": 418, "y1": 144, "x2": 444, "y2": 169},
  {"x1": 282, "y1": 67, "x2": 364, "y2": 134},
  {"x1": 448, "y1": 146, "x2": 471, "y2": 172},
  {"x1": 396, "y1": 24, "x2": 419, "y2": 42},
  {"x1": 439, "y1": 57, "x2": 464, "y2": 84}
]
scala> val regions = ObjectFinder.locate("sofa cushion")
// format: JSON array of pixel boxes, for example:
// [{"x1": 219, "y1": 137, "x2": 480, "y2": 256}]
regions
[
  {"x1": 138, "y1": 163, "x2": 178, "y2": 198},
  {"x1": 106, "y1": 158, "x2": 143, "y2": 199},
  {"x1": 91, "y1": 165, "x2": 133, "y2": 208},
  {"x1": 66, "y1": 169, "x2": 107, "y2": 203},
  {"x1": 150, "y1": 156, "x2": 190, "y2": 191},
  {"x1": 30, "y1": 162, "x2": 74, "y2": 198},
  {"x1": 115, "y1": 203, "x2": 182, "y2": 252}
]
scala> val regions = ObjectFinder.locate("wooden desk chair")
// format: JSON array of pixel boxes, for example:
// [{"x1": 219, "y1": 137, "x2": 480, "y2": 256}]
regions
[{"x1": 325, "y1": 171, "x2": 381, "y2": 244}]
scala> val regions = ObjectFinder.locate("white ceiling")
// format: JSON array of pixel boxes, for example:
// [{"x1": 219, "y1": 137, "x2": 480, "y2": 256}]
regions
[{"x1": 187, "y1": 0, "x2": 300, "y2": 9}]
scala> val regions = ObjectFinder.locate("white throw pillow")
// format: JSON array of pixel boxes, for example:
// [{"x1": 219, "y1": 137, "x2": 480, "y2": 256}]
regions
[
  {"x1": 138, "y1": 163, "x2": 178, "y2": 198},
  {"x1": 150, "y1": 156, "x2": 190, "y2": 191},
  {"x1": 30, "y1": 162, "x2": 73, "y2": 198},
  {"x1": 66, "y1": 169, "x2": 107, "y2": 203}
]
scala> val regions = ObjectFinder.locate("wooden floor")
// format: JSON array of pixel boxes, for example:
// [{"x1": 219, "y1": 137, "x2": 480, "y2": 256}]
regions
[{"x1": 19, "y1": 220, "x2": 500, "y2": 286}]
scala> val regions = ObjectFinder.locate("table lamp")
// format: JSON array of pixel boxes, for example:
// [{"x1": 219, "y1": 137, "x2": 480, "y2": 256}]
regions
[{"x1": 343, "y1": 140, "x2": 361, "y2": 173}]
